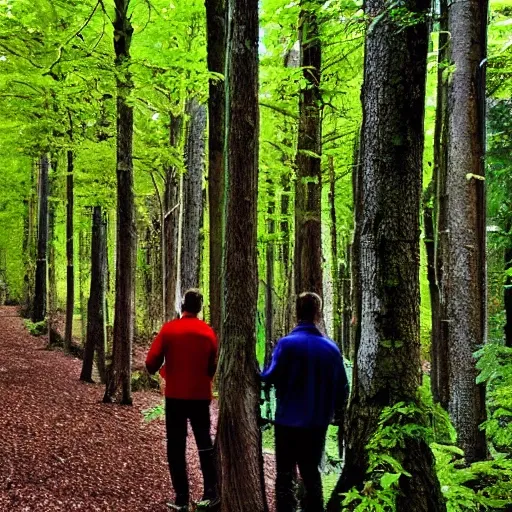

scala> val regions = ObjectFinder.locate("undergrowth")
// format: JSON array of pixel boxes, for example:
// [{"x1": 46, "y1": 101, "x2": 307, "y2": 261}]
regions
[{"x1": 341, "y1": 344, "x2": 512, "y2": 511}]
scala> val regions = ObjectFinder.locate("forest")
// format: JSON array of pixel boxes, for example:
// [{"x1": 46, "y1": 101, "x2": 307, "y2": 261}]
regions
[{"x1": 0, "y1": 0, "x2": 511, "y2": 511}]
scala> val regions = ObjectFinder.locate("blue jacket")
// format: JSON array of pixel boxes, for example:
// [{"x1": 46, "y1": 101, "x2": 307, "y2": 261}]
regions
[{"x1": 261, "y1": 323, "x2": 349, "y2": 429}]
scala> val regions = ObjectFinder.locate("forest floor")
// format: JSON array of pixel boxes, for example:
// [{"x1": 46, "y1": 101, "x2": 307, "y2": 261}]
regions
[{"x1": 0, "y1": 306, "x2": 277, "y2": 511}]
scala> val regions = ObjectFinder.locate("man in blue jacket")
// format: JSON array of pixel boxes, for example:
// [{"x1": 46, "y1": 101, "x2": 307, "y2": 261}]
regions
[{"x1": 262, "y1": 292, "x2": 349, "y2": 512}]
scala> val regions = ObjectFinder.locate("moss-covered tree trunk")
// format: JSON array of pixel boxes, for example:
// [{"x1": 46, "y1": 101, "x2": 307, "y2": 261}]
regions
[
  {"x1": 206, "y1": 0, "x2": 226, "y2": 337},
  {"x1": 104, "y1": 0, "x2": 135, "y2": 405},
  {"x1": 327, "y1": 2, "x2": 446, "y2": 511},
  {"x1": 443, "y1": 0, "x2": 489, "y2": 462},
  {"x1": 294, "y1": 0, "x2": 323, "y2": 301},
  {"x1": 216, "y1": 0, "x2": 267, "y2": 509}
]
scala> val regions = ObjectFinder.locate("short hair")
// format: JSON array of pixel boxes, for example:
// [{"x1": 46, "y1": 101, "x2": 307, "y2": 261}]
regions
[
  {"x1": 182, "y1": 288, "x2": 203, "y2": 314},
  {"x1": 296, "y1": 292, "x2": 322, "y2": 323}
]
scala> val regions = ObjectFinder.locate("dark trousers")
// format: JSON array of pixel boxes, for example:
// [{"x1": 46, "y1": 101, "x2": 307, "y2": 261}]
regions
[
  {"x1": 165, "y1": 398, "x2": 217, "y2": 506},
  {"x1": 275, "y1": 424, "x2": 327, "y2": 512}
]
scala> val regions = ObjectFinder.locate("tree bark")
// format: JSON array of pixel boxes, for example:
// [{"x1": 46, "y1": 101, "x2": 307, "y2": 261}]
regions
[
  {"x1": 32, "y1": 155, "x2": 49, "y2": 323},
  {"x1": 65, "y1": 149, "x2": 75, "y2": 351},
  {"x1": 164, "y1": 113, "x2": 183, "y2": 320},
  {"x1": 294, "y1": 0, "x2": 323, "y2": 301},
  {"x1": 180, "y1": 99, "x2": 206, "y2": 296},
  {"x1": 104, "y1": 0, "x2": 135, "y2": 405},
  {"x1": 81, "y1": 206, "x2": 107, "y2": 383},
  {"x1": 216, "y1": 0, "x2": 267, "y2": 509},
  {"x1": 328, "y1": 2, "x2": 446, "y2": 511},
  {"x1": 443, "y1": 0, "x2": 489, "y2": 462},
  {"x1": 430, "y1": 0, "x2": 450, "y2": 409},
  {"x1": 206, "y1": 0, "x2": 226, "y2": 337}
]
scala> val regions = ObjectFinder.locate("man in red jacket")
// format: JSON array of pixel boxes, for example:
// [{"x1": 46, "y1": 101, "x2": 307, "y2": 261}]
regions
[{"x1": 146, "y1": 289, "x2": 218, "y2": 511}]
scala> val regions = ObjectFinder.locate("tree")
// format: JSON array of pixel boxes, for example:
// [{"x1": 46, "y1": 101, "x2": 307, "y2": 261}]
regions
[
  {"x1": 426, "y1": 0, "x2": 449, "y2": 409},
  {"x1": 442, "y1": 0, "x2": 489, "y2": 462},
  {"x1": 294, "y1": 0, "x2": 323, "y2": 301},
  {"x1": 81, "y1": 206, "x2": 107, "y2": 383},
  {"x1": 65, "y1": 146, "x2": 75, "y2": 351},
  {"x1": 180, "y1": 98, "x2": 206, "y2": 295},
  {"x1": 216, "y1": 0, "x2": 267, "y2": 509},
  {"x1": 206, "y1": 0, "x2": 226, "y2": 336},
  {"x1": 328, "y1": 2, "x2": 446, "y2": 511},
  {"x1": 104, "y1": 0, "x2": 135, "y2": 405},
  {"x1": 32, "y1": 155, "x2": 49, "y2": 323}
]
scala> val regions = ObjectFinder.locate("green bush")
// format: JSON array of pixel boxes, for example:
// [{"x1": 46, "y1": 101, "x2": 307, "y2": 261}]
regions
[{"x1": 24, "y1": 318, "x2": 48, "y2": 336}]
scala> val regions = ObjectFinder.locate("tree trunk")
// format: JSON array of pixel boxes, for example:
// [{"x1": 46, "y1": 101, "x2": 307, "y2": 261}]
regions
[
  {"x1": 216, "y1": 0, "x2": 267, "y2": 509},
  {"x1": 444, "y1": 0, "x2": 488, "y2": 462},
  {"x1": 48, "y1": 161, "x2": 58, "y2": 345},
  {"x1": 180, "y1": 99, "x2": 206, "y2": 296},
  {"x1": 328, "y1": 156, "x2": 342, "y2": 347},
  {"x1": 206, "y1": 0, "x2": 226, "y2": 337},
  {"x1": 104, "y1": 0, "x2": 135, "y2": 405},
  {"x1": 32, "y1": 155, "x2": 49, "y2": 323},
  {"x1": 294, "y1": 0, "x2": 323, "y2": 301},
  {"x1": 81, "y1": 206, "x2": 107, "y2": 383},
  {"x1": 164, "y1": 113, "x2": 183, "y2": 320},
  {"x1": 328, "y1": 2, "x2": 446, "y2": 511},
  {"x1": 430, "y1": 0, "x2": 450, "y2": 409},
  {"x1": 65, "y1": 149, "x2": 75, "y2": 350}
]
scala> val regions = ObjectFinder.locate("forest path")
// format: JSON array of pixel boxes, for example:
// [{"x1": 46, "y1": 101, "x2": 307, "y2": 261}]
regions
[{"x1": 0, "y1": 307, "x2": 277, "y2": 511}]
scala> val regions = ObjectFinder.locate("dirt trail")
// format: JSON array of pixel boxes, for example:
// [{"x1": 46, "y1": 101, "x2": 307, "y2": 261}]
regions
[{"x1": 0, "y1": 307, "x2": 276, "y2": 511}]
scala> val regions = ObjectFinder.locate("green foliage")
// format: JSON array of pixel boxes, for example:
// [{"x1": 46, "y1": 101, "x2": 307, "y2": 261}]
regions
[
  {"x1": 24, "y1": 318, "x2": 48, "y2": 336},
  {"x1": 342, "y1": 400, "x2": 433, "y2": 511},
  {"x1": 142, "y1": 399, "x2": 165, "y2": 423},
  {"x1": 476, "y1": 343, "x2": 512, "y2": 455}
]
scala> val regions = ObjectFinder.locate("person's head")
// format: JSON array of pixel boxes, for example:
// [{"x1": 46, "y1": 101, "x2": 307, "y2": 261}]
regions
[
  {"x1": 296, "y1": 292, "x2": 322, "y2": 324},
  {"x1": 181, "y1": 288, "x2": 203, "y2": 315}
]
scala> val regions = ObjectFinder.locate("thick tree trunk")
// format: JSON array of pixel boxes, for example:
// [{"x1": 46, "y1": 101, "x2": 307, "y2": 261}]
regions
[
  {"x1": 444, "y1": 0, "x2": 488, "y2": 462},
  {"x1": 32, "y1": 155, "x2": 49, "y2": 323},
  {"x1": 294, "y1": 0, "x2": 323, "y2": 301},
  {"x1": 65, "y1": 150, "x2": 74, "y2": 351},
  {"x1": 164, "y1": 113, "x2": 183, "y2": 320},
  {"x1": 216, "y1": 0, "x2": 267, "y2": 509},
  {"x1": 328, "y1": 2, "x2": 446, "y2": 511},
  {"x1": 206, "y1": 0, "x2": 226, "y2": 337},
  {"x1": 180, "y1": 99, "x2": 206, "y2": 296},
  {"x1": 104, "y1": 0, "x2": 135, "y2": 405},
  {"x1": 430, "y1": 0, "x2": 450, "y2": 409},
  {"x1": 81, "y1": 206, "x2": 107, "y2": 383}
]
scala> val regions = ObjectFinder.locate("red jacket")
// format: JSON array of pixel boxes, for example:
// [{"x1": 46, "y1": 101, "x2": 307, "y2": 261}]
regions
[{"x1": 146, "y1": 313, "x2": 218, "y2": 400}]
